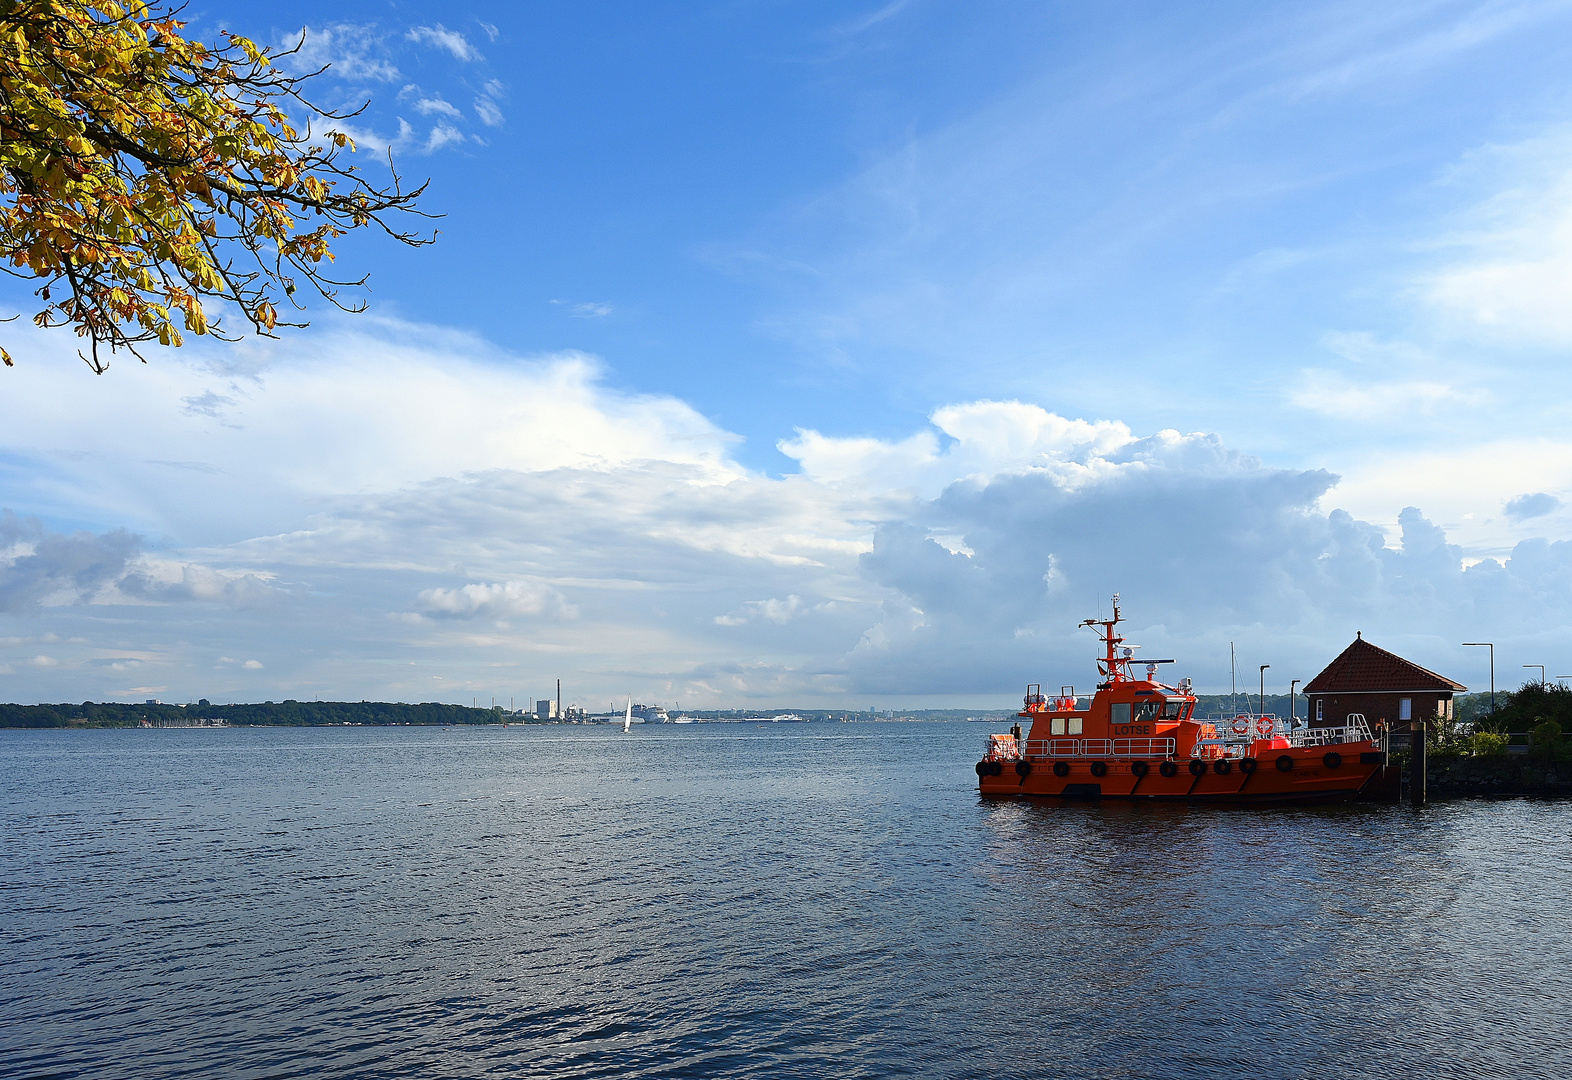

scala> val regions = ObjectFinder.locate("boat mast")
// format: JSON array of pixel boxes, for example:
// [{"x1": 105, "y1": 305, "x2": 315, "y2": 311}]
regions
[{"x1": 1082, "y1": 593, "x2": 1130, "y2": 684}]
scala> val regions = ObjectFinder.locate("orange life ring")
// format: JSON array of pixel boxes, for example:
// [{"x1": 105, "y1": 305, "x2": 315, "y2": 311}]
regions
[
  {"x1": 1231, "y1": 717, "x2": 1251, "y2": 735},
  {"x1": 1255, "y1": 717, "x2": 1275, "y2": 738}
]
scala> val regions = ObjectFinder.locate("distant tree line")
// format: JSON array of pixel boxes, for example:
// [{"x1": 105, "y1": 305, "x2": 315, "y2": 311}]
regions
[{"x1": 0, "y1": 700, "x2": 537, "y2": 728}]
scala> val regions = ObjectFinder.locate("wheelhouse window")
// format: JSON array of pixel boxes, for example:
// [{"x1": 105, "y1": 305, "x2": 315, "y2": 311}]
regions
[
  {"x1": 1110, "y1": 703, "x2": 1132, "y2": 724},
  {"x1": 1134, "y1": 701, "x2": 1159, "y2": 724},
  {"x1": 1159, "y1": 699, "x2": 1187, "y2": 721}
]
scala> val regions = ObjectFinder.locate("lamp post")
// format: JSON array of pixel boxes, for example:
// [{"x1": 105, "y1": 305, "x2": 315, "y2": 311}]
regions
[
  {"x1": 1290, "y1": 678, "x2": 1300, "y2": 725},
  {"x1": 1463, "y1": 642, "x2": 1495, "y2": 715},
  {"x1": 1525, "y1": 664, "x2": 1545, "y2": 687},
  {"x1": 1259, "y1": 664, "x2": 1270, "y2": 719}
]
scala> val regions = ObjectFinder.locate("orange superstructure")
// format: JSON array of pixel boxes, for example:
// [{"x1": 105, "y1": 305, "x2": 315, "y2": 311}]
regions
[{"x1": 976, "y1": 596, "x2": 1387, "y2": 803}]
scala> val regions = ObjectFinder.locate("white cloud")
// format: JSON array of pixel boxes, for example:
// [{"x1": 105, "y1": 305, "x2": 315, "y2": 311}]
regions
[
  {"x1": 412, "y1": 96, "x2": 462, "y2": 119},
  {"x1": 7, "y1": 318, "x2": 1572, "y2": 704},
  {"x1": 716, "y1": 595, "x2": 807, "y2": 626},
  {"x1": 474, "y1": 98, "x2": 504, "y2": 127},
  {"x1": 29, "y1": 655, "x2": 57, "y2": 667},
  {"x1": 417, "y1": 581, "x2": 574, "y2": 619},
  {"x1": 326, "y1": 118, "x2": 415, "y2": 157},
  {"x1": 406, "y1": 24, "x2": 481, "y2": 62},
  {"x1": 423, "y1": 124, "x2": 466, "y2": 153},
  {"x1": 286, "y1": 24, "x2": 400, "y2": 82},
  {"x1": 1291, "y1": 369, "x2": 1472, "y2": 418},
  {"x1": 1506, "y1": 492, "x2": 1561, "y2": 521},
  {"x1": 549, "y1": 299, "x2": 613, "y2": 318},
  {"x1": 1424, "y1": 130, "x2": 1572, "y2": 345}
]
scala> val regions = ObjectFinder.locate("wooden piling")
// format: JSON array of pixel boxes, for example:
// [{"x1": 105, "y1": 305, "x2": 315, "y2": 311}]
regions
[{"x1": 1410, "y1": 719, "x2": 1426, "y2": 805}]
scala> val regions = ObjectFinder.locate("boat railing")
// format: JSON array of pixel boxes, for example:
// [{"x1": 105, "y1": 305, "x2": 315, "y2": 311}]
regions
[
  {"x1": 1025, "y1": 737, "x2": 1177, "y2": 759},
  {"x1": 1113, "y1": 737, "x2": 1178, "y2": 757},
  {"x1": 1287, "y1": 716, "x2": 1373, "y2": 747}
]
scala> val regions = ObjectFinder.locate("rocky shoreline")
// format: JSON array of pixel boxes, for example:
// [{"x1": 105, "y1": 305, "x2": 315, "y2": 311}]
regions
[{"x1": 1401, "y1": 755, "x2": 1572, "y2": 800}]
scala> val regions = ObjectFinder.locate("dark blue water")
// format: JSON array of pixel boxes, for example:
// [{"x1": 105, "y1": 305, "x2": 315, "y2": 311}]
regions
[{"x1": 3, "y1": 723, "x2": 1569, "y2": 1079}]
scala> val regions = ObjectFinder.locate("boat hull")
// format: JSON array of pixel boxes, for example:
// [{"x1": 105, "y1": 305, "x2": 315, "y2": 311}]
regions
[{"x1": 978, "y1": 745, "x2": 1384, "y2": 804}]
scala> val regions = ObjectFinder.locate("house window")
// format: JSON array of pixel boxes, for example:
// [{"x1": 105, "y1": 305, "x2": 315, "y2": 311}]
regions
[
  {"x1": 1399, "y1": 698, "x2": 1412, "y2": 721},
  {"x1": 1316, "y1": 699, "x2": 1323, "y2": 723}
]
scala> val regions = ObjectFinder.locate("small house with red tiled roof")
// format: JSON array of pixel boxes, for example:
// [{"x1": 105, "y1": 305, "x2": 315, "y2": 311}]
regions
[{"x1": 1304, "y1": 633, "x2": 1466, "y2": 736}]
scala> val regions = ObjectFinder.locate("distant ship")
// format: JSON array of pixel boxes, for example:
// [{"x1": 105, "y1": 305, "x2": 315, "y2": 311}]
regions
[{"x1": 631, "y1": 703, "x2": 669, "y2": 723}]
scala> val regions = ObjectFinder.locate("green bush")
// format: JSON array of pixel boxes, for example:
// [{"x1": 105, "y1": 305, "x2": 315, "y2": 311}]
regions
[
  {"x1": 1528, "y1": 719, "x2": 1568, "y2": 762},
  {"x1": 1461, "y1": 731, "x2": 1510, "y2": 757}
]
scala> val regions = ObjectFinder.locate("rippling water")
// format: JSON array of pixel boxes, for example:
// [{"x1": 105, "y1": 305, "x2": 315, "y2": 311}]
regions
[{"x1": 3, "y1": 722, "x2": 1570, "y2": 1078}]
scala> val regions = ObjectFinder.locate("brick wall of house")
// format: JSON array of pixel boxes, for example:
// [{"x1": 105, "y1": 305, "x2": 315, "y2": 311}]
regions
[{"x1": 1307, "y1": 690, "x2": 1452, "y2": 732}]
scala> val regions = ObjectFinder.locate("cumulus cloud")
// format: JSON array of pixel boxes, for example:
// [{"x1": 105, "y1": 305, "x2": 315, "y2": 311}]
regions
[
  {"x1": 417, "y1": 580, "x2": 574, "y2": 619},
  {"x1": 0, "y1": 511, "x2": 140, "y2": 613},
  {"x1": 715, "y1": 596, "x2": 807, "y2": 626},
  {"x1": 7, "y1": 318, "x2": 1572, "y2": 705},
  {"x1": 0, "y1": 513, "x2": 281, "y2": 616},
  {"x1": 1506, "y1": 492, "x2": 1561, "y2": 520},
  {"x1": 117, "y1": 562, "x2": 283, "y2": 608}
]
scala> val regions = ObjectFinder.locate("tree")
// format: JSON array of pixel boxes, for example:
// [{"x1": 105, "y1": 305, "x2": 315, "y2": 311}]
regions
[{"x1": 0, "y1": 0, "x2": 432, "y2": 372}]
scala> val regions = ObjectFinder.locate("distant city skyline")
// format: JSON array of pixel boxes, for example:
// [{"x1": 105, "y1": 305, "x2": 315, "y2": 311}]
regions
[{"x1": 5, "y1": 0, "x2": 1572, "y2": 705}]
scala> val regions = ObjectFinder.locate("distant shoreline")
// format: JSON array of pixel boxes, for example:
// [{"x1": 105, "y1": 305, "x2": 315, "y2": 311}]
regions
[{"x1": 0, "y1": 700, "x2": 1020, "y2": 729}]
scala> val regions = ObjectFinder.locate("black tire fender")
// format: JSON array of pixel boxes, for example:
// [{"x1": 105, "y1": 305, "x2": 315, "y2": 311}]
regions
[
  {"x1": 1239, "y1": 757, "x2": 1258, "y2": 774},
  {"x1": 1213, "y1": 759, "x2": 1233, "y2": 775},
  {"x1": 1188, "y1": 759, "x2": 1207, "y2": 776},
  {"x1": 1323, "y1": 751, "x2": 1343, "y2": 769},
  {"x1": 1090, "y1": 760, "x2": 1108, "y2": 777},
  {"x1": 1276, "y1": 754, "x2": 1294, "y2": 772},
  {"x1": 1130, "y1": 760, "x2": 1149, "y2": 777},
  {"x1": 1159, "y1": 760, "x2": 1178, "y2": 778},
  {"x1": 989, "y1": 760, "x2": 1004, "y2": 776},
  {"x1": 1015, "y1": 760, "x2": 1033, "y2": 777},
  {"x1": 976, "y1": 760, "x2": 989, "y2": 777},
  {"x1": 1052, "y1": 760, "x2": 1070, "y2": 777}
]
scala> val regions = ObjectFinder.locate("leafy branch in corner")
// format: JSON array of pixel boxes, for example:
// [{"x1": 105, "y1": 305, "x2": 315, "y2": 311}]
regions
[{"x1": 0, "y1": 0, "x2": 437, "y2": 372}]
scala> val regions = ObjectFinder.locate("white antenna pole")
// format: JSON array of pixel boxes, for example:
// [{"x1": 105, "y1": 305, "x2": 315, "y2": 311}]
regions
[{"x1": 1230, "y1": 642, "x2": 1237, "y2": 715}]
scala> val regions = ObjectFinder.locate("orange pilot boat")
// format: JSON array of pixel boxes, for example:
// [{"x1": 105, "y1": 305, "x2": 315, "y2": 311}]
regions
[{"x1": 976, "y1": 596, "x2": 1387, "y2": 804}]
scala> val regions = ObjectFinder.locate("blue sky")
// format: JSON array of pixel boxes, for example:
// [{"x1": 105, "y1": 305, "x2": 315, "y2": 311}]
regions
[{"x1": 6, "y1": 0, "x2": 1572, "y2": 707}]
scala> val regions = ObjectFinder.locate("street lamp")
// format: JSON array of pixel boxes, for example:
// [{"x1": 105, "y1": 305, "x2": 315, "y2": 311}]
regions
[
  {"x1": 1525, "y1": 664, "x2": 1545, "y2": 687},
  {"x1": 1290, "y1": 678, "x2": 1301, "y2": 725},
  {"x1": 1463, "y1": 643, "x2": 1495, "y2": 715},
  {"x1": 1259, "y1": 664, "x2": 1270, "y2": 719}
]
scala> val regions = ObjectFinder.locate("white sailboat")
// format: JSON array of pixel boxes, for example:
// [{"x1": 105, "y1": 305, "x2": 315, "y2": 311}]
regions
[{"x1": 623, "y1": 696, "x2": 632, "y2": 733}]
